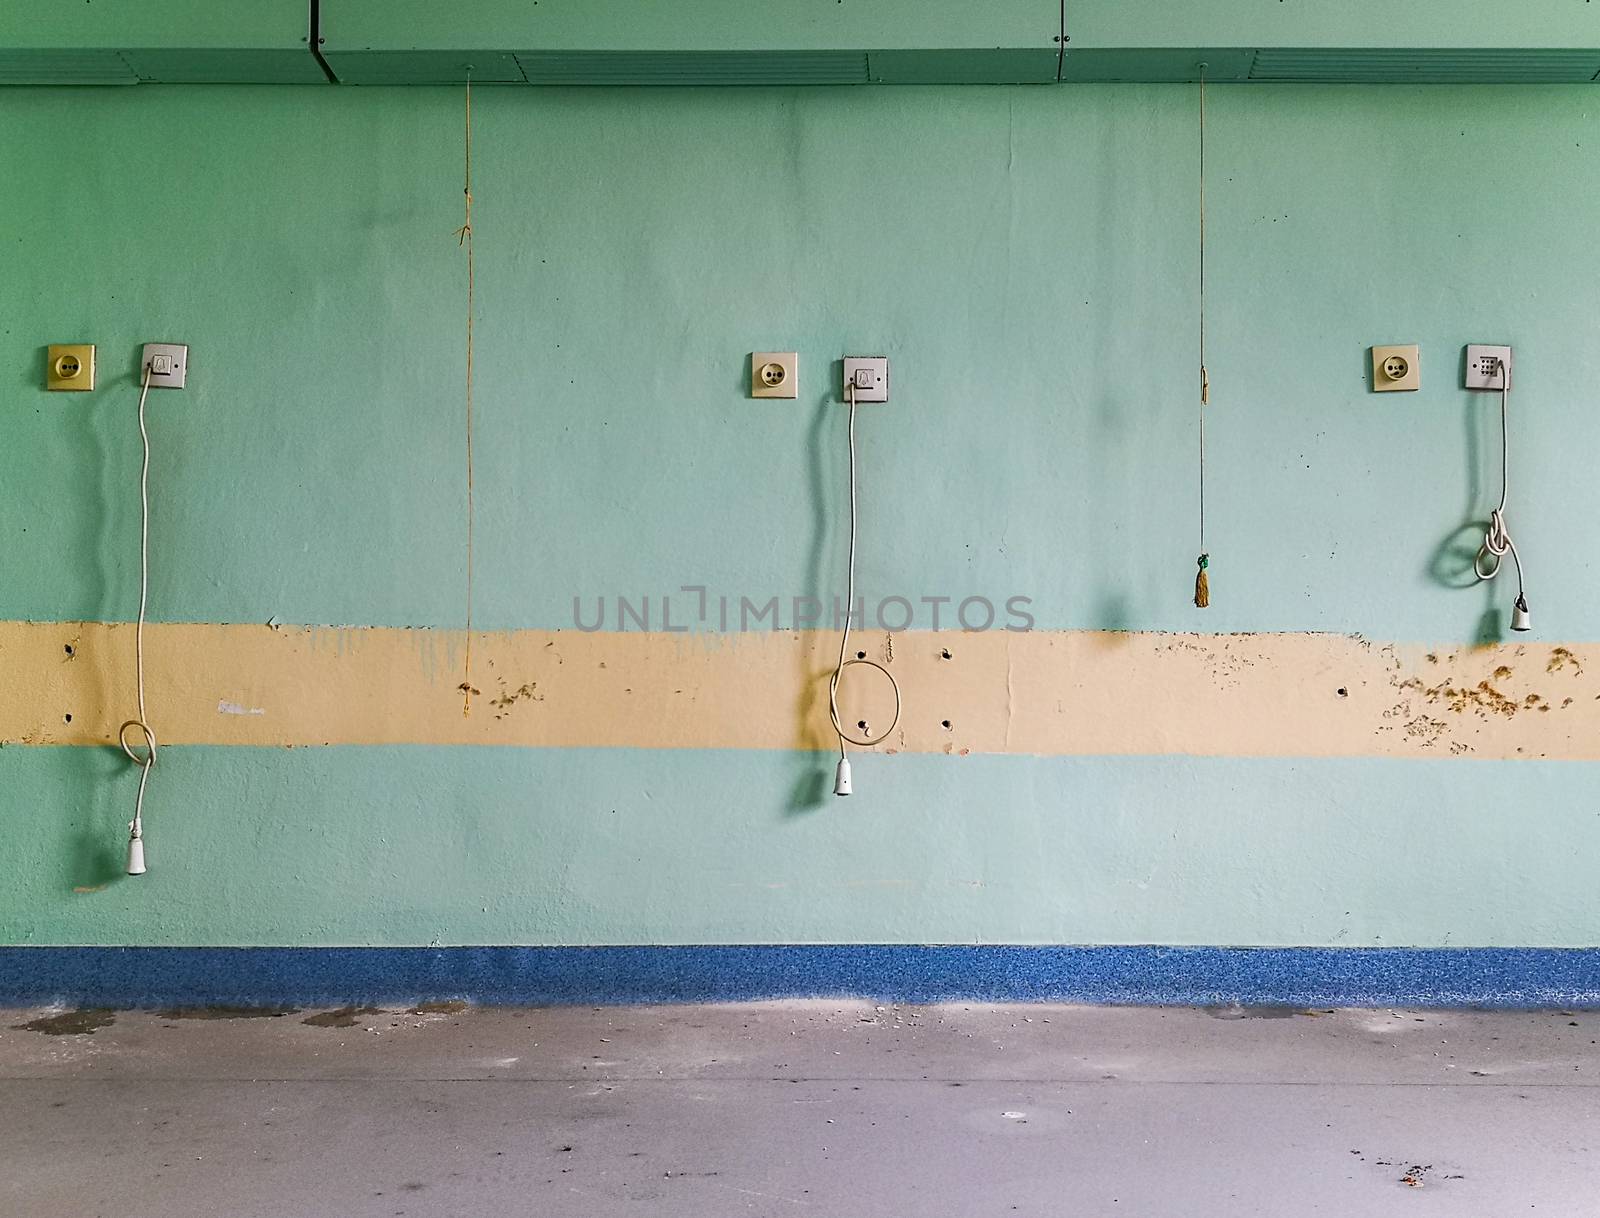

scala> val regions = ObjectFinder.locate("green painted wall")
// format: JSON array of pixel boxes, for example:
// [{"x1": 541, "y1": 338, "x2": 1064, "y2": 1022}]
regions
[
  {"x1": 10, "y1": 749, "x2": 1598, "y2": 947},
  {"x1": 5, "y1": 84, "x2": 1600, "y2": 946}
]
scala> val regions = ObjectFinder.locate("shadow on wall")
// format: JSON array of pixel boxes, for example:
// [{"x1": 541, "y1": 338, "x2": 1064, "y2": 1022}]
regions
[
  {"x1": 63, "y1": 363, "x2": 124, "y2": 861},
  {"x1": 1426, "y1": 381, "x2": 1504, "y2": 646},
  {"x1": 1094, "y1": 592, "x2": 1134, "y2": 632},
  {"x1": 30, "y1": 345, "x2": 110, "y2": 623},
  {"x1": 1428, "y1": 520, "x2": 1504, "y2": 646},
  {"x1": 64, "y1": 747, "x2": 129, "y2": 893},
  {"x1": 788, "y1": 375, "x2": 844, "y2": 816},
  {"x1": 38, "y1": 353, "x2": 152, "y2": 891},
  {"x1": 42, "y1": 345, "x2": 151, "y2": 626}
]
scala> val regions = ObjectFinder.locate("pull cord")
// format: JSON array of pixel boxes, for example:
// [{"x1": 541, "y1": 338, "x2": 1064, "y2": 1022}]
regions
[
  {"x1": 1474, "y1": 358, "x2": 1529, "y2": 621},
  {"x1": 828, "y1": 380, "x2": 901, "y2": 791},
  {"x1": 456, "y1": 71, "x2": 477, "y2": 716},
  {"x1": 119, "y1": 362, "x2": 158, "y2": 872},
  {"x1": 1194, "y1": 62, "x2": 1211, "y2": 609}
]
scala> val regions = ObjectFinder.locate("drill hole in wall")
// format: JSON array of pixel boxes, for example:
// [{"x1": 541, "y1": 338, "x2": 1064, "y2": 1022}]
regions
[
  {"x1": 940, "y1": 648, "x2": 952, "y2": 660},
  {"x1": 63, "y1": 713, "x2": 72, "y2": 724},
  {"x1": 856, "y1": 651, "x2": 866, "y2": 660},
  {"x1": 941, "y1": 719, "x2": 951, "y2": 729}
]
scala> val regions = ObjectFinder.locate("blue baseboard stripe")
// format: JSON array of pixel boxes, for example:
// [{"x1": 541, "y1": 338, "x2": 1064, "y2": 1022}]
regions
[{"x1": 4, "y1": 946, "x2": 1600, "y2": 1009}]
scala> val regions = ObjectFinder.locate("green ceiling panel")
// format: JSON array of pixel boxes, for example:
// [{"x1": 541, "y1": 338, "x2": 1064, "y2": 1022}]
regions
[
  {"x1": 1060, "y1": 50, "x2": 1256, "y2": 84},
  {"x1": 0, "y1": 1, "x2": 324, "y2": 84},
  {"x1": 7, "y1": 0, "x2": 1600, "y2": 88},
  {"x1": 329, "y1": 52, "x2": 526, "y2": 86},
  {"x1": 515, "y1": 51, "x2": 867, "y2": 87},
  {"x1": 0, "y1": 50, "x2": 138, "y2": 86},
  {"x1": 1067, "y1": 0, "x2": 1598, "y2": 50},
  {"x1": 869, "y1": 49, "x2": 1061, "y2": 85},
  {"x1": 1063, "y1": 1, "x2": 1600, "y2": 83},
  {"x1": 320, "y1": 0, "x2": 1061, "y2": 84}
]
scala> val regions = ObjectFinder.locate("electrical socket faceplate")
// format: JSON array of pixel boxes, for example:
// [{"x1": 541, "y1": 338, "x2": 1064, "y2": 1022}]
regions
[
  {"x1": 842, "y1": 356, "x2": 889, "y2": 403},
  {"x1": 141, "y1": 343, "x2": 188, "y2": 389},
  {"x1": 1371, "y1": 344, "x2": 1419, "y2": 392},
  {"x1": 46, "y1": 344, "x2": 95, "y2": 391},
  {"x1": 1465, "y1": 345, "x2": 1512, "y2": 391},
  {"x1": 751, "y1": 352, "x2": 797, "y2": 399}
]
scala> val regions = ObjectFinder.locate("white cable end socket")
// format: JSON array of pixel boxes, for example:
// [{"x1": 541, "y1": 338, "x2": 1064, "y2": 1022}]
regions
[
  {"x1": 833, "y1": 757, "x2": 853, "y2": 797},
  {"x1": 126, "y1": 835, "x2": 146, "y2": 876},
  {"x1": 1511, "y1": 597, "x2": 1531, "y2": 633}
]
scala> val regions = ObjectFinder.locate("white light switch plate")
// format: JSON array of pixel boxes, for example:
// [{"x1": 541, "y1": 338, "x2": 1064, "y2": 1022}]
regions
[
  {"x1": 141, "y1": 343, "x2": 188, "y2": 389},
  {"x1": 1465, "y1": 344, "x2": 1511, "y2": 391},
  {"x1": 842, "y1": 356, "x2": 889, "y2": 403}
]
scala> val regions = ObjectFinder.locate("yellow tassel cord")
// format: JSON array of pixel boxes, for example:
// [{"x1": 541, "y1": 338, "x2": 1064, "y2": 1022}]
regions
[
  {"x1": 455, "y1": 74, "x2": 478, "y2": 715},
  {"x1": 1193, "y1": 64, "x2": 1211, "y2": 609}
]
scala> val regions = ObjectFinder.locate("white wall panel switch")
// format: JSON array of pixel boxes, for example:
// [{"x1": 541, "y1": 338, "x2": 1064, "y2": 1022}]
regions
[
  {"x1": 1464, "y1": 344, "x2": 1512, "y2": 390},
  {"x1": 842, "y1": 356, "x2": 889, "y2": 403},
  {"x1": 141, "y1": 343, "x2": 188, "y2": 389}
]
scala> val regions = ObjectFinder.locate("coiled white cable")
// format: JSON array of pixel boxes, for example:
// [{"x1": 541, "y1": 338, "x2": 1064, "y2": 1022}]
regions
[
  {"x1": 1473, "y1": 359, "x2": 1530, "y2": 629},
  {"x1": 119, "y1": 363, "x2": 158, "y2": 872},
  {"x1": 828, "y1": 380, "x2": 901, "y2": 794}
]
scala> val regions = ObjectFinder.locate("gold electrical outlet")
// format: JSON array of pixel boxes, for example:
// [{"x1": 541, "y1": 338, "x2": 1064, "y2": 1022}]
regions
[
  {"x1": 751, "y1": 352, "x2": 797, "y2": 399},
  {"x1": 47, "y1": 344, "x2": 95, "y2": 391},
  {"x1": 1371, "y1": 344, "x2": 1419, "y2": 393}
]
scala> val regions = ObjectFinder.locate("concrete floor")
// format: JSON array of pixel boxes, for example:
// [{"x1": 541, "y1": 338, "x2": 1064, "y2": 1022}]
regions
[{"x1": 2, "y1": 1002, "x2": 1597, "y2": 1216}]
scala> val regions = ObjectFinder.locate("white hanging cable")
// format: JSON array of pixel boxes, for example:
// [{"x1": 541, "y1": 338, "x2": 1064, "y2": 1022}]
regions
[
  {"x1": 828, "y1": 379, "x2": 902, "y2": 796},
  {"x1": 119, "y1": 362, "x2": 159, "y2": 873},
  {"x1": 1473, "y1": 358, "x2": 1530, "y2": 631}
]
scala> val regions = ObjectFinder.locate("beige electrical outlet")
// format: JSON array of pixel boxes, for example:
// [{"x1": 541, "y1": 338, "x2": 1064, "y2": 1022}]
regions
[
  {"x1": 751, "y1": 352, "x2": 797, "y2": 399},
  {"x1": 47, "y1": 344, "x2": 95, "y2": 391},
  {"x1": 1372, "y1": 344, "x2": 1419, "y2": 393}
]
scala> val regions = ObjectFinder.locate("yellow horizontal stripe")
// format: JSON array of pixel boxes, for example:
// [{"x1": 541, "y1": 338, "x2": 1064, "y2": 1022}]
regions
[{"x1": 0, "y1": 621, "x2": 1591, "y2": 759}]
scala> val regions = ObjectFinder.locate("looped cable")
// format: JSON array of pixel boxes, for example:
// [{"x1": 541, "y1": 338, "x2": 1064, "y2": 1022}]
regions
[
  {"x1": 118, "y1": 718, "x2": 158, "y2": 768},
  {"x1": 1473, "y1": 360, "x2": 1526, "y2": 603},
  {"x1": 1474, "y1": 507, "x2": 1515, "y2": 582},
  {"x1": 829, "y1": 657, "x2": 902, "y2": 749}
]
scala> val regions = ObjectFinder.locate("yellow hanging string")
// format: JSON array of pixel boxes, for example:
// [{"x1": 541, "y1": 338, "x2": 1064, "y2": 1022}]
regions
[
  {"x1": 456, "y1": 73, "x2": 478, "y2": 713},
  {"x1": 1194, "y1": 63, "x2": 1210, "y2": 610}
]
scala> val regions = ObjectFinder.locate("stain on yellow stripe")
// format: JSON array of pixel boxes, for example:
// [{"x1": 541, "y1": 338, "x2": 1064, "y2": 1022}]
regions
[{"x1": 0, "y1": 621, "x2": 1592, "y2": 759}]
